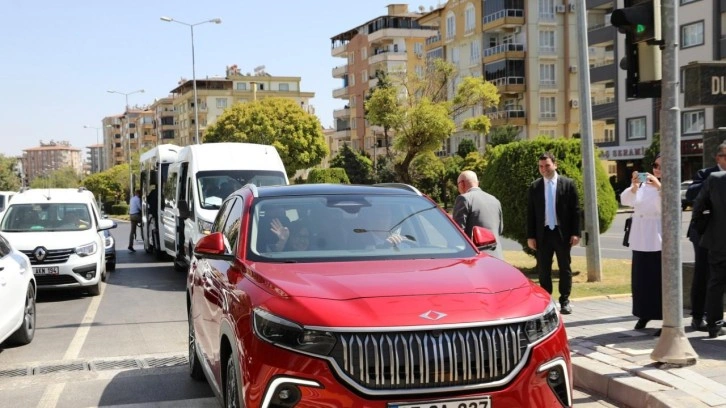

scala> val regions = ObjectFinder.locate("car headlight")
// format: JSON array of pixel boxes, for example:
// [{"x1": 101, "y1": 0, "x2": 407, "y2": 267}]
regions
[
  {"x1": 524, "y1": 300, "x2": 560, "y2": 343},
  {"x1": 253, "y1": 309, "x2": 337, "y2": 356},
  {"x1": 104, "y1": 234, "x2": 114, "y2": 249},
  {"x1": 76, "y1": 242, "x2": 98, "y2": 257},
  {"x1": 197, "y1": 218, "x2": 213, "y2": 235}
]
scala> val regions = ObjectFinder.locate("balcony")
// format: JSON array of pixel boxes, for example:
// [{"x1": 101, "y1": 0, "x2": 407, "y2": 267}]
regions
[
  {"x1": 482, "y1": 43, "x2": 525, "y2": 64},
  {"x1": 369, "y1": 28, "x2": 434, "y2": 44},
  {"x1": 482, "y1": 9, "x2": 525, "y2": 32},
  {"x1": 587, "y1": 23, "x2": 615, "y2": 46},
  {"x1": 592, "y1": 96, "x2": 616, "y2": 120},
  {"x1": 590, "y1": 61, "x2": 616, "y2": 83},
  {"x1": 487, "y1": 109, "x2": 527, "y2": 126},
  {"x1": 425, "y1": 33, "x2": 442, "y2": 48},
  {"x1": 333, "y1": 107, "x2": 351, "y2": 119},
  {"x1": 332, "y1": 65, "x2": 348, "y2": 78},
  {"x1": 332, "y1": 42, "x2": 348, "y2": 57},
  {"x1": 488, "y1": 76, "x2": 526, "y2": 94},
  {"x1": 369, "y1": 50, "x2": 408, "y2": 65},
  {"x1": 332, "y1": 86, "x2": 349, "y2": 99},
  {"x1": 332, "y1": 129, "x2": 352, "y2": 141}
]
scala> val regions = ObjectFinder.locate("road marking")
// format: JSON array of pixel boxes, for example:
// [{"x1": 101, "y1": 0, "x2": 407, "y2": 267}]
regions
[{"x1": 36, "y1": 281, "x2": 107, "y2": 408}]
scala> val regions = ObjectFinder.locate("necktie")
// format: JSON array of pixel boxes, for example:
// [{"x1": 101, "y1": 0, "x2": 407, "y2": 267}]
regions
[{"x1": 546, "y1": 180, "x2": 556, "y2": 229}]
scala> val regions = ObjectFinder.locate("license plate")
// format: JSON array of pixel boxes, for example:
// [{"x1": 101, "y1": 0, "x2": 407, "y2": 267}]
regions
[
  {"x1": 33, "y1": 266, "x2": 60, "y2": 275},
  {"x1": 390, "y1": 396, "x2": 491, "y2": 408}
]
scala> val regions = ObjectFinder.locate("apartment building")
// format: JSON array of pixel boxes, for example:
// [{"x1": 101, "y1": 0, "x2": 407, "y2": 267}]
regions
[
  {"x1": 150, "y1": 97, "x2": 177, "y2": 145},
  {"x1": 86, "y1": 144, "x2": 104, "y2": 174},
  {"x1": 102, "y1": 107, "x2": 151, "y2": 169},
  {"x1": 22, "y1": 140, "x2": 82, "y2": 182},
  {"x1": 330, "y1": 4, "x2": 436, "y2": 156},
  {"x1": 169, "y1": 65, "x2": 315, "y2": 146},
  {"x1": 418, "y1": 0, "x2": 582, "y2": 155}
]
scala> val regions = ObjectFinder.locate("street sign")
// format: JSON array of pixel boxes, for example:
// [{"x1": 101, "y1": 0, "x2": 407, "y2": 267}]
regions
[{"x1": 684, "y1": 61, "x2": 726, "y2": 107}]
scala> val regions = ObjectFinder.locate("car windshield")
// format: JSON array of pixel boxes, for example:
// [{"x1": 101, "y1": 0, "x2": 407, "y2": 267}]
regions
[
  {"x1": 247, "y1": 194, "x2": 475, "y2": 262},
  {"x1": 197, "y1": 170, "x2": 287, "y2": 209},
  {"x1": 0, "y1": 203, "x2": 92, "y2": 232}
]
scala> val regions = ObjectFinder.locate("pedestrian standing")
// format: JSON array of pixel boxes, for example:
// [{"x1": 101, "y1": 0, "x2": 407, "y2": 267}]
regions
[
  {"x1": 526, "y1": 152, "x2": 581, "y2": 314},
  {"x1": 693, "y1": 168, "x2": 726, "y2": 338},
  {"x1": 128, "y1": 189, "x2": 142, "y2": 253},
  {"x1": 619, "y1": 154, "x2": 663, "y2": 335},
  {"x1": 685, "y1": 141, "x2": 726, "y2": 331},
  {"x1": 453, "y1": 170, "x2": 504, "y2": 258}
]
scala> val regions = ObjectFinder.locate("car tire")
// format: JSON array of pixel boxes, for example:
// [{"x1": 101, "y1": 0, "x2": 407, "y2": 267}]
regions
[
  {"x1": 87, "y1": 283, "x2": 101, "y2": 296},
  {"x1": 225, "y1": 354, "x2": 242, "y2": 408},
  {"x1": 188, "y1": 309, "x2": 205, "y2": 381},
  {"x1": 107, "y1": 261, "x2": 116, "y2": 271},
  {"x1": 7, "y1": 283, "x2": 36, "y2": 346}
]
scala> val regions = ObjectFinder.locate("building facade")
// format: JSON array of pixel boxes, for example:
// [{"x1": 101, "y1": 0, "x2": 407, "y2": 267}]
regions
[
  {"x1": 22, "y1": 141, "x2": 83, "y2": 182},
  {"x1": 86, "y1": 144, "x2": 104, "y2": 174}
]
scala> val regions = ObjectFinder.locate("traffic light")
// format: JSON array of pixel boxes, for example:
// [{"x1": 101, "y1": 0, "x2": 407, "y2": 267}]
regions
[{"x1": 610, "y1": 0, "x2": 662, "y2": 98}]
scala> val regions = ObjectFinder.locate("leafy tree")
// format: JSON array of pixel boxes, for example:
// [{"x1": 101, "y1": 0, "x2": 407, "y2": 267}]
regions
[
  {"x1": 373, "y1": 155, "x2": 397, "y2": 184},
  {"x1": 481, "y1": 138, "x2": 618, "y2": 256},
  {"x1": 204, "y1": 97, "x2": 329, "y2": 178},
  {"x1": 307, "y1": 168, "x2": 350, "y2": 184},
  {"x1": 487, "y1": 124, "x2": 520, "y2": 148},
  {"x1": 30, "y1": 167, "x2": 82, "y2": 189},
  {"x1": 83, "y1": 165, "x2": 125, "y2": 203},
  {"x1": 365, "y1": 69, "x2": 395, "y2": 156},
  {"x1": 0, "y1": 155, "x2": 21, "y2": 191},
  {"x1": 329, "y1": 143, "x2": 374, "y2": 184},
  {"x1": 365, "y1": 59, "x2": 500, "y2": 183},
  {"x1": 456, "y1": 139, "x2": 477, "y2": 159},
  {"x1": 643, "y1": 132, "x2": 661, "y2": 169},
  {"x1": 411, "y1": 152, "x2": 445, "y2": 202}
]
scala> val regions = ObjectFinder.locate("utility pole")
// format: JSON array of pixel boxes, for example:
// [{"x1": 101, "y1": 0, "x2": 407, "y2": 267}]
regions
[
  {"x1": 576, "y1": 0, "x2": 603, "y2": 281},
  {"x1": 651, "y1": 0, "x2": 697, "y2": 364}
]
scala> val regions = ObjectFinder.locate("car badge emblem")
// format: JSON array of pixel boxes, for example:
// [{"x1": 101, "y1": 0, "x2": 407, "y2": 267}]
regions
[
  {"x1": 34, "y1": 247, "x2": 47, "y2": 262},
  {"x1": 420, "y1": 310, "x2": 447, "y2": 321}
]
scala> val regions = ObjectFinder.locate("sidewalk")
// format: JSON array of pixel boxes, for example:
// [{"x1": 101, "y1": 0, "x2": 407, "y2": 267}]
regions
[{"x1": 566, "y1": 296, "x2": 726, "y2": 407}]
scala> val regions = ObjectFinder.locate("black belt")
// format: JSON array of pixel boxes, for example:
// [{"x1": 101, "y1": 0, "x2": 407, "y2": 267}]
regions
[{"x1": 130, "y1": 213, "x2": 141, "y2": 216}]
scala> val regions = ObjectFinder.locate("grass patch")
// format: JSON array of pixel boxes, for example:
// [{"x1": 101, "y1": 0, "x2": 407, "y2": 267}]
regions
[{"x1": 503, "y1": 251, "x2": 632, "y2": 300}]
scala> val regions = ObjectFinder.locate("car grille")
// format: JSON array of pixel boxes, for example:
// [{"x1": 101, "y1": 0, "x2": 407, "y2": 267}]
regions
[
  {"x1": 330, "y1": 323, "x2": 528, "y2": 391},
  {"x1": 35, "y1": 275, "x2": 79, "y2": 286},
  {"x1": 21, "y1": 249, "x2": 74, "y2": 265}
]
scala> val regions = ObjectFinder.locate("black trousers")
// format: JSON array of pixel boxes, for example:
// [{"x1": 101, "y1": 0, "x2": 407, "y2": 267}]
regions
[
  {"x1": 536, "y1": 227, "x2": 572, "y2": 304},
  {"x1": 705, "y1": 253, "x2": 726, "y2": 328},
  {"x1": 691, "y1": 240, "x2": 710, "y2": 319}
]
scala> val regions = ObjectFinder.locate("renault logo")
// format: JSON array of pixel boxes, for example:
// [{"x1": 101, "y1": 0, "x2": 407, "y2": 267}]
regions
[
  {"x1": 419, "y1": 310, "x2": 447, "y2": 321},
  {"x1": 33, "y1": 247, "x2": 47, "y2": 262}
]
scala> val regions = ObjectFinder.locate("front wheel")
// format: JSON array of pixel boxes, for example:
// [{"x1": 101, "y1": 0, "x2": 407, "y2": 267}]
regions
[
  {"x1": 7, "y1": 283, "x2": 36, "y2": 346},
  {"x1": 225, "y1": 354, "x2": 242, "y2": 408},
  {"x1": 188, "y1": 309, "x2": 205, "y2": 381}
]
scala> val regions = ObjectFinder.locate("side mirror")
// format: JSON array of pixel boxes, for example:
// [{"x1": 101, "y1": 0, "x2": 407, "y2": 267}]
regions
[
  {"x1": 472, "y1": 226, "x2": 497, "y2": 252},
  {"x1": 178, "y1": 200, "x2": 190, "y2": 220},
  {"x1": 194, "y1": 232, "x2": 234, "y2": 261},
  {"x1": 98, "y1": 218, "x2": 117, "y2": 231}
]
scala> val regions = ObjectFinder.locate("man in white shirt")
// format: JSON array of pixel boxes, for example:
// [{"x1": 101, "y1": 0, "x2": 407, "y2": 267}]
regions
[{"x1": 128, "y1": 189, "x2": 142, "y2": 253}]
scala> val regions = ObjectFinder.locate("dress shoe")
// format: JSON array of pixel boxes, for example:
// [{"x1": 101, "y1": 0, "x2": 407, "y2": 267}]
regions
[
  {"x1": 128, "y1": 246, "x2": 136, "y2": 253},
  {"x1": 708, "y1": 326, "x2": 726, "y2": 338},
  {"x1": 634, "y1": 318, "x2": 649, "y2": 330},
  {"x1": 560, "y1": 302, "x2": 572, "y2": 315},
  {"x1": 691, "y1": 318, "x2": 708, "y2": 331}
]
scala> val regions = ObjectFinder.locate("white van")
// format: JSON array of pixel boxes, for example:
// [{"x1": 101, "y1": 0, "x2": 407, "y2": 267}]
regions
[
  {"x1": 160, "y1": 143, "x2": 288, "y2": 269},
  {"x1": 0, "y1": 191, "x2": 16, "y2": 221},
  {"x1": 139, "y1": 144, "x2": 181, "y2": 258}
]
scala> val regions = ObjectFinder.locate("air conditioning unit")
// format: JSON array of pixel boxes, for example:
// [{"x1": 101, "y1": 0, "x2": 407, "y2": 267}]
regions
[
  {"x1": 568, "y1": 3, "x2": 575, "y2": 12},
  {"x1": 570, "y1": 99, "x2": 580, "y2": 108},
  {"x1": 569, "y1": 66, "x2": 578, "y2": 73},
  {"x1": 555, "y1": 4, "x2": 566, "y2": 13}
]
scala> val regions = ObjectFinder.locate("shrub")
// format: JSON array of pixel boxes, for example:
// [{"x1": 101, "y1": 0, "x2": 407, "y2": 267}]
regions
[
  {"x1": 307, "y1": 168, "x2": 350, "y2": 184},
  {"x1": 481, "y1": 138, "x2": 618, "y2": 252},
  {"x1": 111, "y1": 203, "x2": 129, "y2": 215}
]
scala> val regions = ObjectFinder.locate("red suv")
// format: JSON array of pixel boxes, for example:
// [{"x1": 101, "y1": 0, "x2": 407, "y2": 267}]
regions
[{"x1": 187, "y1": 184, "x2": 572, "y2": 408}]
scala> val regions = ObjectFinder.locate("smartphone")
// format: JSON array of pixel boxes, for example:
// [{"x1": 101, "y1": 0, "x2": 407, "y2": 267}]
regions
[{"x1": 637, "y1": 172, "x2": 648, "y2": 183}]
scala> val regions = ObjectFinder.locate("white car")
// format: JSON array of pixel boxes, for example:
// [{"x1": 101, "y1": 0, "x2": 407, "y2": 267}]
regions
[
  {"x1": 0, "y1": 232, "x2": 36, "y2": 346},
  {"x1": 0, "y1": 188, "x2": 116, "y2": 296}
]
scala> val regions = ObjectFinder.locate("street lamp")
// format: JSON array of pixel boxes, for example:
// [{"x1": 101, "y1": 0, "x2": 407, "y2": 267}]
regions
[
  {"x1": 160, "y1": 16, "x2": 222, "y2": 145},
  {"x1": 107, "y1": 89, "x2": 144, "y2": 201}
]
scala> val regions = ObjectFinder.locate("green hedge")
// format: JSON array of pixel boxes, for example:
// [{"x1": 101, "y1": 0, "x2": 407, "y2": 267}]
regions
[
  {"x1": 481, "y1": 138, "x2": 618, "y2": 251},
  {"x1": 307, "y1": 168, "x2": 350, "y2": 184},
  {"x1": 110, "y1": 203, "x2": 129, "y2": 215}
]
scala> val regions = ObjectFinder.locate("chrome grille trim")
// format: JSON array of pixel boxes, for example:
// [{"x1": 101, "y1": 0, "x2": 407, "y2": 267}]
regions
[
  {"x1": 330, "y1": 323, "x2": 531, "y2": 394},
  {"x1": 21, "y1": 248, "x2": 74, "y2": 265}
]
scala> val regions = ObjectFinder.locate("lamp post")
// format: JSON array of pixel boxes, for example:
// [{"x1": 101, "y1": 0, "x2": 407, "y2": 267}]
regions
[
  {"x1": 107, "y1": 89, "x2": 144, "y2": 201},
  {"x1": 160, "y1": 16, "x2": 222, "y2": 145}
]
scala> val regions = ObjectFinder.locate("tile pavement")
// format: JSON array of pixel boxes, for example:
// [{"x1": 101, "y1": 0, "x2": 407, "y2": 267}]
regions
[{"x1": 566, "y1": 296, "x2": 726, "y2": 407}]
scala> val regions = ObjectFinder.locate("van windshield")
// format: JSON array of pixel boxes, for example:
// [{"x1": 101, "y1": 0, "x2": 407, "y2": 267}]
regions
[{"x1": 197, "y1": 170, "x2": 287, "y2": 209}]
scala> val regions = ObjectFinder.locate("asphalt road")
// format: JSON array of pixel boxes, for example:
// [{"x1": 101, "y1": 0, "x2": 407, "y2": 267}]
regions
[{"x1": 0, "y1": 221, "x2": 658, "y2": 407}]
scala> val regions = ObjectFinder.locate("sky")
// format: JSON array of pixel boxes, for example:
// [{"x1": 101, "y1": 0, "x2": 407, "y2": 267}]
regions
[{"x1": 1, "y1": 1, "x2": 439, "y2": 158}]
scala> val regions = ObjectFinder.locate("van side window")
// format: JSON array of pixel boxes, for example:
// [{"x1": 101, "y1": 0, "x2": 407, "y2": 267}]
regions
[
  {"x1": 187, "y1": 178, "x2": 195, "y2": 221},
  {"x1": 164, "y1": 171, "x2": 178, "y2": 208}
]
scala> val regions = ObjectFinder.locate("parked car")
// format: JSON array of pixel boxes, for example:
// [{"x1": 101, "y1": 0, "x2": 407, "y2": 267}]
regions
[
  {"x1": 0, "y1": 232, "x2": 36, "y2": 347},
  {"x1": 187, "y1": 184, "x2": 572, "y2": 407},
  {"x1": 103, "y1": 226, "x2": 116, "y2": 271},
  {"x1": 681, "y1": 180, "x2": 694, "y2": 210},
  {"x1": 0, "y1": 188, "x2": 116, "y2": 296}
]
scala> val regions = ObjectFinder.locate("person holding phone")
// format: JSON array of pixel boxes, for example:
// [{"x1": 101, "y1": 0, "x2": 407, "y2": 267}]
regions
[{"x1": 619, "y1": 154, "x2": 663, "y2": 335}]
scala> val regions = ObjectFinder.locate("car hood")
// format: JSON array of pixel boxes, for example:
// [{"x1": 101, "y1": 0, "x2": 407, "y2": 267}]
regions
[
  {"x1": 1, "y1": 230, "x2": 100, "y2": 251},
  {"x1": 250, "y1": 256, "x2": 550, "y2": 326}
]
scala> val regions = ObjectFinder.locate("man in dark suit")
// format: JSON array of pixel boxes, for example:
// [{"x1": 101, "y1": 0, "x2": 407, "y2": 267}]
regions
[
  {"x1": 453, "y1": 170, "x2": 503, "y2": 258},
  {"x1": 527, "y1": 152, "x2": 581, "y2": 314},
  {"x1": 685, "y1": 141, "x2": 726, "y2": 331},
  {"x1": 692, "y1": 168, "x2": 726, "y2": 338}
]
